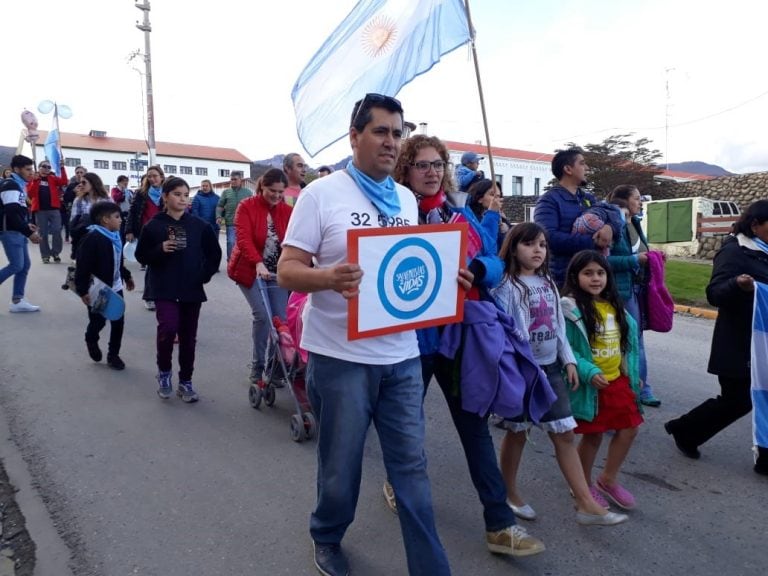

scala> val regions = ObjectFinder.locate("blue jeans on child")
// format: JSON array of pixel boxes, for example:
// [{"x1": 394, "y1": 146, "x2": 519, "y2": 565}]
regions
[
  {"x1": 307, "y1": 352, "x2": 450, "y2": 576},
  {"x1": 0, "y1": 231, "x2": 31, "y2": 300}
]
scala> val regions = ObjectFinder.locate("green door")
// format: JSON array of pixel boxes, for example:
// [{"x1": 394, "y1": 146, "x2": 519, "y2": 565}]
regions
[
  {"x1": 647, "y1": 202, "x2": 668, "y2": 243},
  {"x1": 667, "y1": 200, "x2": 693, "y2": 242}
]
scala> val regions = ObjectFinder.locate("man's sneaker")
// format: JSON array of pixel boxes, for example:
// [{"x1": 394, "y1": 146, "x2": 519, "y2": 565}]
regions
[
  {"x1": 53, "y1": 255, "x2": 62, "y2": 263},
  {"x1": 486, "y1": 525, "x2": 545, "y2": 557},
  {"x1": 157, "y1": 371, "x2": 173, "y2": 399},
  {"x1": 383, "y1": 480, "x2": 398, "y2": 515},
  {"x1": 177, "y1": 381, "x2": 199, "y2": 403},
  {"x1": 313, "y1": 541, "x2": 349, "y2": 576},
  {"x1": 9, "y1": 299, "x2": 40, "y2": 313},
  {"x1": 42, "y1": 257, "x2": 50, "y2": 264},
  {"x1": 640, "y1": 393, "x2": 661, "y2": 407},
  {"x1": 106, "y1": 354, "x2": 125, "y2": 370},
  {"x1": 86, "y1": 341, "x2": 102, "y2": 362},
  {"x1": 144, "y1": 300, "x2": 156, "y2": 311}
]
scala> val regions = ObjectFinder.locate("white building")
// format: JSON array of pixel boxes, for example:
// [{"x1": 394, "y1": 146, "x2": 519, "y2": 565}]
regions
[{"x1": 35, "y1": 130, "x2": 251, "y2": 189}]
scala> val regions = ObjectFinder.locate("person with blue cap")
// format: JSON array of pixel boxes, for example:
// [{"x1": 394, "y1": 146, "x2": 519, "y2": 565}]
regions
[{"x1": 455, "y1": 151, "x2": 485, "y2": 192}]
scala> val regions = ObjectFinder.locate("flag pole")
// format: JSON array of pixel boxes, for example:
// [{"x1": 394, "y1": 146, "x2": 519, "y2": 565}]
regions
[{"x1": 463, "y1": 0, "x2": 496, "y2": 187}]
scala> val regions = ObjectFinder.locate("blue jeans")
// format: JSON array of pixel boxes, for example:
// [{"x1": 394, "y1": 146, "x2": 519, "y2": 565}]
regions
[
  {"x1": 424, "y1": 353, "x2": 518, "y2": 531},
  {"x1": 226, "y1": 225, "x2": 236, "y2": 261},
  {"x1": 0, "y1": 231, "x2": 31, "y2": 300},
  {"x1": 307, "y1": 353, "x2": 450, "y2": 576},
  {"x1": 625, "y1": 286, "x2": 651, "y2": 396},
  {"x1": 239, "y1": 278, "x2": 288, "y2": 374}
]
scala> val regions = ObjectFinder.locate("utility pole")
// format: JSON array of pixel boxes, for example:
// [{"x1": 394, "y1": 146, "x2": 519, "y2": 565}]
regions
[
  {"x1": 664, "y1": 67, "x2": 675, "y2": 170},
  {"x1": 135, "y1": 1, "x2": 156, "y2": 166}
]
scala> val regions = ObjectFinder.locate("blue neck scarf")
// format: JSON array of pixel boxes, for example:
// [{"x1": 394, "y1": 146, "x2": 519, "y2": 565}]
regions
[
  {"x1": 148, "y1": 185, "x2": 162, "y2": 206},
  {"x1": 754, "y1": 237, "x2": 768, "y2": 255},
  {"x1": 88, "y1": 224, "x2": 123, "y2": 286},
  {"x1": 10, "y1": 173, "x2": 28, "y2": 194},
  {"x1": 346, "y1": 161, "x2": 400, "y2": 218}
]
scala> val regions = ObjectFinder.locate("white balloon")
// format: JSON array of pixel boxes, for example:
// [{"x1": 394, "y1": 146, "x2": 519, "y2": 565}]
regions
[
  {"x1": 37, "y1": 100, "x2": 55, "y2": 114},
  {"x1": 58, "y1": 105, "x2": 73, "y2": 119}
]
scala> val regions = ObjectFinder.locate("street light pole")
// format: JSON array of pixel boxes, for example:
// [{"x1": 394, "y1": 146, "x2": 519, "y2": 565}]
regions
[{"x1": 135, "y1": 1, "x2": 157, "y2": 166}]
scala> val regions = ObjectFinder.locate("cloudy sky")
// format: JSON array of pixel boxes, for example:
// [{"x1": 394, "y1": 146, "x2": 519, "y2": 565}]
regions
[{"x1": 4, "y1": 0, "x2": 767, "y2": 173}]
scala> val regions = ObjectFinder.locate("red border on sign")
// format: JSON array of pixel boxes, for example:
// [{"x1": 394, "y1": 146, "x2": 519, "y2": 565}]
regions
[{"x1": 347, "y1": 223, "x2": 468, "y2": 341}]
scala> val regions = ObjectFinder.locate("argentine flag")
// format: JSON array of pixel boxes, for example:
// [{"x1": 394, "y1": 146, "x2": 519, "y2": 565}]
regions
[
  {"x1": 44, "y1": 128, "x2": 62, "y2": 176},
  {"x1": 751, "y1": 282, "x2": 768, "y2": 455},
  {"x1": 291, "y1": 0, "x2": 471, "y2": 156}
]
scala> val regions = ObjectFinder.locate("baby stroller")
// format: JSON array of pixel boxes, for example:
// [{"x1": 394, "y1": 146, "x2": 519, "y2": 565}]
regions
[{"x1": 248, "y1": 278, "x2": 316, "y2": 443}]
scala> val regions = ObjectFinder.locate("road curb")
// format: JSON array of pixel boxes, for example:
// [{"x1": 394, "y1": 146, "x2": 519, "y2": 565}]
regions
[{"x1": 674, "y1": 304, "x2": 717, "y2": 319}]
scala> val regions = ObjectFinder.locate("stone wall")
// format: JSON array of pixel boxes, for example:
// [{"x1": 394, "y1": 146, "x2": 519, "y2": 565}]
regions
[{"x1": 661, "y1": 171, "x2": 768, "y2": 208}]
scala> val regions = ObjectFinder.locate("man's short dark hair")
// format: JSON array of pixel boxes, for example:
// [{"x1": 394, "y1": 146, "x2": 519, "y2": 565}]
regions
[
  {"x1": 317, "y1": 165, "x2": 332, "y2": 175},
  {"x1": 551, "y1": 147, "x2": 584, "y2": 180},
  {"x1": 350, "y1": 94, "x2": 404, "y2": 132},
  {"x1": 10, "y1": 155, "x2": 34, "y2": 169},
  {"x1": 283, "y1": 153, "x2": 302, "y2": 171},
  {"x1": 90, "y1": 201, "x2": 121, "y2": 224},
  {"x1": 230, "y1": 171, "x2": 243, "y2": 179},
  {"x1": 117, "y1": 175, "x2": 129, "y2": 184}
]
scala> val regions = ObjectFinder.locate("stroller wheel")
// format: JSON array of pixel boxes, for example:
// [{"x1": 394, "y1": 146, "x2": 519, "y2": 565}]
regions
[
  {"x1": 248, "y1": 384, "x2": 263, "y2": 409},
  {"x1": 290, "y1": 414, "x2": 305, "y2": 443},
  {"x1": 303, "y1": 412, "x2": 317, "y2": 440},
  {"x1": 265, "y1": 385, "x2": 276, "y2": 407}
]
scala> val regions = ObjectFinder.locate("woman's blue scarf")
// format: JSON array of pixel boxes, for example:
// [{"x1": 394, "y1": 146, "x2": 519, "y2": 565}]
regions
[
  {"x1": 88, "y1": 224, "x2": 123, "y2": 285},
  {"x1": 346, "y1": 161, "x2": 400, "y2": 218},
  {"x1": 148, "y1": 185, "x2": 162, "y2": 206}
]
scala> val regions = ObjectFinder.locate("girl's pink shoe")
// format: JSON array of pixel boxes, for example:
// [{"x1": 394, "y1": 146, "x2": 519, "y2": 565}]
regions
[{"x1": 596, "y1": 478, "x2": 636, "y2": 510}]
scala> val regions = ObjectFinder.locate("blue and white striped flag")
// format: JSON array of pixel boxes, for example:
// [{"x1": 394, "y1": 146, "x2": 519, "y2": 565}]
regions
[
  {"x1": 291, "y1": 0, "x2": 471, "y2": 156},
  {"x1": 750, "y1": 282, "x2": 768, "y2": 455},
  {"x1": 44, "y1": 128, "x2": 62, "y2": 176}
]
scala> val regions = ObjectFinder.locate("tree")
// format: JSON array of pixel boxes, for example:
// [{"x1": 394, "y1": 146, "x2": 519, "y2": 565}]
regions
[{"x1": 563, "y1": 133, "x2": 664, "y2": 198}]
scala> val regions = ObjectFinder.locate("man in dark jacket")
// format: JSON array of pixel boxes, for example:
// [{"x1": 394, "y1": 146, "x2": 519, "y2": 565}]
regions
[
  {"x1": 0, "y1": 155, "x2": 42, "y2": 312},
  {"x1": 534, "y1": 147, "x2": 612, "y2": 287}
]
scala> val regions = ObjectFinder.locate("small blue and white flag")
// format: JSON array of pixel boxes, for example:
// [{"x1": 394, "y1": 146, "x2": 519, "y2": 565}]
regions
[
  {"x1": 291, "y1": 0, "x2": 471, "y2": 156},
  {"x1": 44, "y1": 128, "x2": 62, "y2": 176},
  {"x1": 750, "y1": 281, "x2": 768, "y2": 455}
]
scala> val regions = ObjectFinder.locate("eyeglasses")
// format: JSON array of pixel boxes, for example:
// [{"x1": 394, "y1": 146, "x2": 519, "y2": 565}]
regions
[
  {"x1": 40, "y1": 165, "x2": 51, "y2": 169},
  {"x1": 410, "y1": 161, "x2": 449, "y2": 173},
  {"x1": 350, "y1": 93, "x2": 403, "y2": 130}
]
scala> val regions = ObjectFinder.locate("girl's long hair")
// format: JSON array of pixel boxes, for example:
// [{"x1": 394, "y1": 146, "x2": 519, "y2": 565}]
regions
[
  {"x1": 562, "y1": 250, "x2": 630, "y2": 354},
  {"x1": 498, "y1": 222, "x2": 558, "y2": 311}
]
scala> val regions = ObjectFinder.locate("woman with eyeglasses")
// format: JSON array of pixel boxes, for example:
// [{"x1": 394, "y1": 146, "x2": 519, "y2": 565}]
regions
[
  {"x1": 384, "y1": 135, "x2": 546, "y2": 556},
  {"x1": 69, "y1": 172, "x2": 109, "y2": 259},
  {"x1": 227, "y1": 169, "x2": 293, "y2": 385},
  {"x1": 127, "y1": 166, "x2": 165, "y2": 310}
]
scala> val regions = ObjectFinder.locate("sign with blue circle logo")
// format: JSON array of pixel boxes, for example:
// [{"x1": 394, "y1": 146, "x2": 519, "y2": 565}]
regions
[{"x1": 348, "y1": 223, "x2": 468, "y2": 340}]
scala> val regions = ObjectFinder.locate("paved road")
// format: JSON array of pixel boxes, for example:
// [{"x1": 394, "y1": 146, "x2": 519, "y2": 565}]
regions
[{"x1": 0, "y1": 249, "x2": 765, "y2": 576}]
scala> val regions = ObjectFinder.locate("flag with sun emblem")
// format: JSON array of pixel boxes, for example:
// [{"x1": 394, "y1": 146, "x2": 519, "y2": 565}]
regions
[{"x1": 292, "y1": 0, "x2": 471, "y2": 156}]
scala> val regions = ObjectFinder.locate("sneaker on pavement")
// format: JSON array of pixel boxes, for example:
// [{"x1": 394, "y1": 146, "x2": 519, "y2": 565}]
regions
[
  {"x1": 576, "y1": 510, "x2": 629, "y2": 526},
  {"x1": 86, "y1": 341, "x2": 103, "y2": 362},
  {"x1": 383, "y1": 480, "x2": 398, "y2": 515},
  {"x1": 144, "y1": 300, "x2": 156, "y2": 311},
  {"x1": 53, "y1": 255, "x2": 62, "y2": 263},
  {"x1": 9, "y1": 299, "x2": 40, "y2": 313},
  {"x1": 313, "y1": 541, "x2": 349, "y2": 576},
  {"x1": 486, "y1": 525, "x2": 545, "y2": 557},
  {"x1": 595, "y1": 478, "x2": 636, "y2": 510},
  {"x1": 588, "y1": 485, "x2": 610, "y2": 509},
  {"x1": 42, "y1": 257, "x2": 50, "y2": 264},
  {"x1": 107, "y1": 354, "x2": 125, "y2": 370},
  {"x1": 157, "y1": 371, "x2": 172, "y2": 399},
  {"x1": 177, "y1": 381, "x2": 199, "y2": 403},
  {"x1": 640, "y1": 394, "x2": 662, "y2": 407},
  {"x1": 507, "y1": 499, "x2": 537, "y2": 521}
]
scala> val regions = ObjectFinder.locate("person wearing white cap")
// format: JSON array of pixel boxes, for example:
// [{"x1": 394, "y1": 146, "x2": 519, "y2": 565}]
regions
[{"x1": 455, "y1": 150, "x2": 485, "y2": 192}]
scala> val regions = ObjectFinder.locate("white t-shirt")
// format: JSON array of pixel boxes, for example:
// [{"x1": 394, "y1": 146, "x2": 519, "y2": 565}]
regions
[{"x1": 283, "y1": 170, "x2": 419, "y2": 364}]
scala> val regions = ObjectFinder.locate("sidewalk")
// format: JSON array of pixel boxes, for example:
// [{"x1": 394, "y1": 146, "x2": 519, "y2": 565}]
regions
[{"x1": 674, "y1": 303, "x2": 717, "y2": 320}]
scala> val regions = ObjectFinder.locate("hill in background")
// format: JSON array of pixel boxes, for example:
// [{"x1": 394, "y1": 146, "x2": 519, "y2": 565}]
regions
[{"x1": 663, "y1": 161, "x2": 734, "y2": 177}]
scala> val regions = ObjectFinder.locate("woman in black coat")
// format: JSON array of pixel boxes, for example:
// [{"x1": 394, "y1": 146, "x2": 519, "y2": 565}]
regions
[{"x1": 665, "y1": 200, "x2": 768, "y2": 475}]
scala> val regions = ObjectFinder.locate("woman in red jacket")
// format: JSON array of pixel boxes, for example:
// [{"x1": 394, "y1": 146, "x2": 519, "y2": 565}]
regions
[{"x1": 228, "y1": 168, "x2": 292, "y2": 384}]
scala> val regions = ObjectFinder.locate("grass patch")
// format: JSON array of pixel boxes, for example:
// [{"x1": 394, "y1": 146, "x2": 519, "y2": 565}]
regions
[{"x1": 665, "y1": 259, "x2": 713, "y2": 308}]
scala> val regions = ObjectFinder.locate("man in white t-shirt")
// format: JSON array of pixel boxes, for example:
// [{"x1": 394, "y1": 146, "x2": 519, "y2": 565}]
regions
[{"x1": 278, "y1": 95, "x2": 452, "y2": 576}]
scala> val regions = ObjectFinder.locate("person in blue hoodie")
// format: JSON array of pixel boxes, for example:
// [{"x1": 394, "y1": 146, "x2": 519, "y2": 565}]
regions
[
  {"x1": 191, "y1": 179, "x2": 220, "y2": 236},
  {"x1": 383, "y1": 134, "x2": 546, "y2": 557},
  {"x1": 534, "y1": 147, "x2": 612, "y2": 287}
]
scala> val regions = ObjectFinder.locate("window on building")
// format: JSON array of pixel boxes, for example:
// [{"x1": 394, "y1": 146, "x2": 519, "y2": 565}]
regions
[
  {"x1": 219, "y1": 169, "x2": 230, "y2": 178},
  {"x1": 130, "y1": 159, "x2": 148, "y2": 172},
  {"x1": 180, "y1": 166, "x2": 193, "y2": 175},
  {"x1": 164, "y1": 165, "x2": 177, "y2": 174},
  {"x1": 195, "y1": 167, "x2": 208, "y2": 176},
  {"x1": 534, "y1": 178, "x2": 540, "y2": 196},
  {"x1": 94, "y1": 160, "x2": 109, "y2": 170},
  {"x1": 512, "y1": 176, "x2": 523, "y2": 196},
  {"x1": 112, "y1": 161, "x2": 127, "y2": 171},
  {"x1": 494, "y1": 174, "x2": 503, "y2": 191},
  {"x1": 525, "y1": 204, "x2": 537, "y2": 222},
  {"x1": 64, "y1": 158, "x2": 81, "y2": 167}
]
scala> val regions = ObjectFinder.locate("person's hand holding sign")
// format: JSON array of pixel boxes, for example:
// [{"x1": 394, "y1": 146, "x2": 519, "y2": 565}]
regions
[{"x1": 328, "y1": 263, "x2": 364, "y2": 299}]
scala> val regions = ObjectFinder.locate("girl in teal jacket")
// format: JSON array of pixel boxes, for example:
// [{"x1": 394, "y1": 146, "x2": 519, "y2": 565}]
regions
[{"x1": 561, "y1": 250, "x2": 643, "y2": 511}]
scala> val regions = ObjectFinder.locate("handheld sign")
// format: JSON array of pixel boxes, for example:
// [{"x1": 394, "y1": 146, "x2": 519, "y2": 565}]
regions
[
  {"x1": 88, "y1": 277, "x2": 126, "y2": 321},
  {"x1": 347, "y1": 223, "x2": 467, "y2": 340}
]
